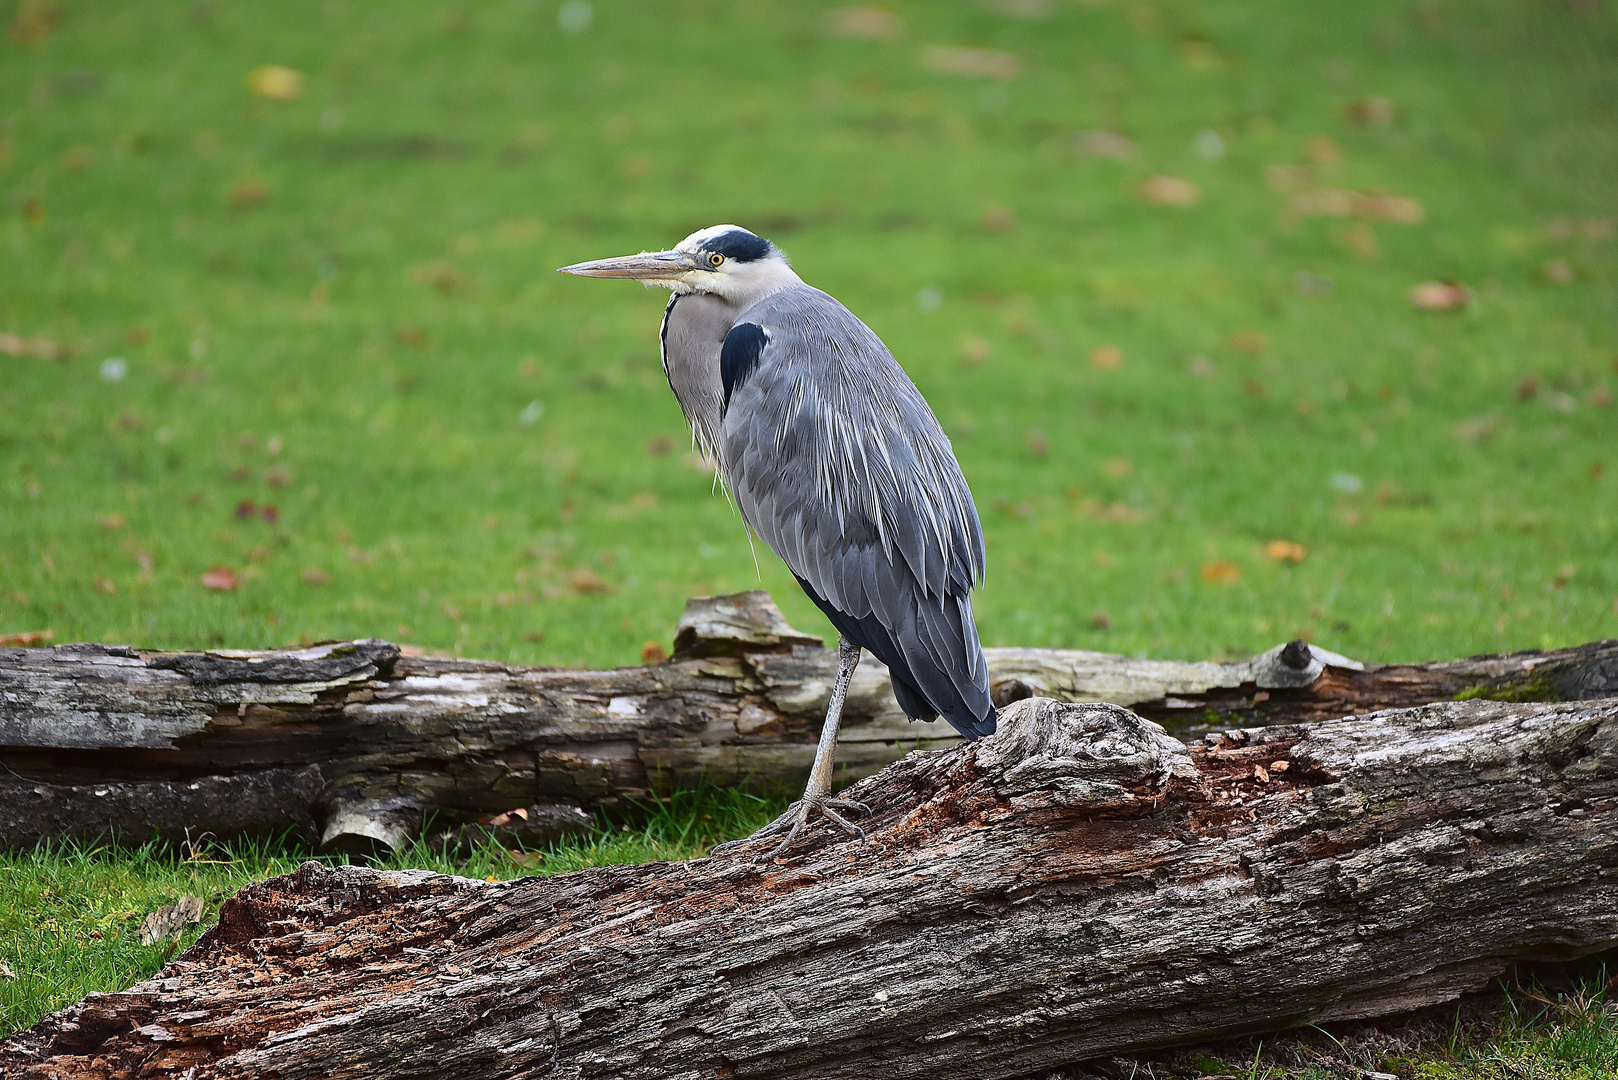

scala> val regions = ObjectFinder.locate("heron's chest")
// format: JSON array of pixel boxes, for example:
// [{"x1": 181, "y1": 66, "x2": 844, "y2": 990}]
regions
[{"x1": 659, "y1": 292, "x2": 739, "y2": 445}]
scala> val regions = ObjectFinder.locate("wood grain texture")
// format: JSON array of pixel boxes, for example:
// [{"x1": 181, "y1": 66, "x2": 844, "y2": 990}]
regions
[
  {"x1": 4, "y1": 590, "x2": 1615, "y2": 854},
  {"x1": 3, "y1": 693, "x2": 1615, "y2": 1079}
]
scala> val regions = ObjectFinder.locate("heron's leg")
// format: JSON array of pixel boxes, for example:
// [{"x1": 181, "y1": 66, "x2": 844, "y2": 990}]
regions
[{"x1": 711, "y1": 636, "x2": 867, "y2": 858}]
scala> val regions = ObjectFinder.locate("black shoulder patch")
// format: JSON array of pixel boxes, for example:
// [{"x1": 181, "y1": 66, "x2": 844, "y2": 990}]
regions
[
  {"x1": 702, "y1": 229, "x2": 774, "y2": 263},
  {"x1": 720, "y1": 322, "x2": 769, "y2": 414}
]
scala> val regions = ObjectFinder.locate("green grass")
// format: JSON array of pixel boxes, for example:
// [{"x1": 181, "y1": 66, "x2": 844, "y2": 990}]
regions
[
  {"x1": 1, "y1": 0, "x2": 1614, "y2": 667},
  {"x1": 0, "y1": 785, "x2": 783, "y2": 1035}
]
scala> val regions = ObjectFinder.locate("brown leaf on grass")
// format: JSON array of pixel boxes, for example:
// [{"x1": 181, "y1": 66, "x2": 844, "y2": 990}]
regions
[
  {"x1": 22, "y1": 197, "x2": 45, "y2": 223},
  {"x1": 265, "y1": 465, "x2": 290, "y2": 487},
  {"x1": 229, "y1": 178, "x2": 269, "y2": 209},
  {"x1": 97, "y1": 512, "x2": 126, "y2": 530},
  {"x1": 1590, "y1": 386, "x2": 1611, "y2": 408},
  {"x1": 1345, "y1": 97, "x2": 1395, "y2": 127},
  {"x1": 921, "y1": 46, "x2": 1019, "y2": 79},
  {"x1": 0, "y1": 959, "x2": 14, "y2": 978},
  {"x1": 1514, "y1": 375, "x2": 1540, "y2": 401},
  {"x1": 1304, "y1": 136, "x2": 1342, "y2": 167},
  {"x1": 646, "y1": 435, "x2": 673, "y2": 456},
  {"x1": 641, "y1": 640, "x2": 669, "y2": 664},
  {"x1": 0, "y1": 332, "x2": 70, "y2": 359},
  {"x1": 829, "y1": 6, "x2": 902, "y2": 39},
  {"x1": 1075, "y1": 131, "x2": 1135, "y2": 159},
  {"x1": 138, "y1": 896, "x2": 205, "y2": 945},
  {"x1": 248, "y1": 66, "x2": 304, "y2": 101},
  {"x1": 1338, "y1": 223, "x2": 1378, "y2": 259},
  {"x1": 982, "y1": 205, "x2": 1015, "y2": 232},
  {"x1": 1544, "y1": 259, "x2": 1574, "y2": 284},
  {"x1": 8, "y1": 0, "x2": 61, "y2": 45},
  {"x1": 1243, "y1": 378, "x2": 1268, "y2": 398},
  {"x1": 1409, "y1": 281, "x2": 1470, "y2": 311},
  {"x1": 1089, "y1": 609, "x2": 1112, "y2": 630},
  {"x1": 1228, "y1": 330, "x2": 1267, "y2": 355},
  {"x1": 1200, "y1": 560, "x2": 1242, "y2": 584},
  {"x1": 1089, "y1": 344, "x2": 1123, "y2": 370},
  {"x1": 568, "y1": 568, "x2": 613, "y2": 595},
  {"x1": 0, "y1": 630, "x2": 53, "y2": 646},
  {"x1": 1264, "y1": 539, "x2": 1307, "y2": 563},
  {"x1": 409, "y1": 262, "x2": 470, "y2": 294},
  {"x1": 396, "y1": 325, "x2": 429, "y2": 348},
  {"x1": 94, "y1": 577, "x2": 117, "y2": 595},
  {"x1": 1136, "y1": 175, "x2": 1200, "y2": 207},
  {"x1": 201, "y1": 566, "x2": 239, "y2": 591},
  {"x1": 1553, "y1": 564, "x2": 1575, "y2": 589},
  {"x1": 961, "y1": 337, "x2": 991, "y2": 366},
  {"x1": 301, "y1": 567, "x2": 330, "y2": 586}
]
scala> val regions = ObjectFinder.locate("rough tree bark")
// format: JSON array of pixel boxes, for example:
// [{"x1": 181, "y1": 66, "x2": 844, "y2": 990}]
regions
[
  {"x1": 3, "y1": 692, "x2": 1615, "y2": 1079},
  {"x1": 4, "y1": 589, "x2": 1614, "y2": 855}
]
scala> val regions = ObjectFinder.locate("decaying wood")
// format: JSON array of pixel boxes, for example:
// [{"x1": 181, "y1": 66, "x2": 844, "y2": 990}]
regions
[
  {"x1": 4, "y1": 693, "x2": 1615, "y2": 1079},
  {"x1": 3, "y1": 589, "x2": 1614, "y2": 855}
]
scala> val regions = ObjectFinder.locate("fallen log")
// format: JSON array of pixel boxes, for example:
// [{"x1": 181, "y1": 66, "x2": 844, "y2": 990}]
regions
[
  {"x1": 3, "y1": 693, "x2": 1614, "y2": 1078},
  {"x1": 3, "y1": 589, "x2": 1614, "y2": 855}
]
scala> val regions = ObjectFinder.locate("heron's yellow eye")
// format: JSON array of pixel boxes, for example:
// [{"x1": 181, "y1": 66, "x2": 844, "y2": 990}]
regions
[{"x1": 708, "y1": 252, "x2": 725, "y2": 267}]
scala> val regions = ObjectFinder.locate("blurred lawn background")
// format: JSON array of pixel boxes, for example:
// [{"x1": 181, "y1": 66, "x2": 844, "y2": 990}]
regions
[{"x1": 2, "y1": 0, "x2": 1616, "y2": 667}]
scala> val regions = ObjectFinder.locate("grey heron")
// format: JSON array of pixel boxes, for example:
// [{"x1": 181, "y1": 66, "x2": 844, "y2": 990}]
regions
[{"x1": 560, "y1": 225, "x2": 996, "y2": 857}]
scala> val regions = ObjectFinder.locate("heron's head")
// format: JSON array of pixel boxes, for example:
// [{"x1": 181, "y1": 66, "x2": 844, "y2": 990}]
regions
[{"x1": 558, "y1": 225, "x2": 800, "y2": 302}]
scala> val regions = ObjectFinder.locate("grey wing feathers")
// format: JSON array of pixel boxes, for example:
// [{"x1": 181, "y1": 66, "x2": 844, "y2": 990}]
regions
[{"x1": 719, "y1": 286, "x2": 996, "y2": 738}]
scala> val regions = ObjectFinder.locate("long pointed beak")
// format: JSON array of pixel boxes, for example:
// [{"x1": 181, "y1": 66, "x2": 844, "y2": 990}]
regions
[{"x1": 556, "y1": 250, "x2": 704, "y2": 279}]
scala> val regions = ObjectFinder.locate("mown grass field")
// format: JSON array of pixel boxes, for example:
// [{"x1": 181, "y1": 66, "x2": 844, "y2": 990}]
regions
[
  {"x1": 2, "y1": 0, "x2": 1616, "y2": 1069},
  {"x1": 2, "y1": 0, "x2": 1614, "y2": 667}
]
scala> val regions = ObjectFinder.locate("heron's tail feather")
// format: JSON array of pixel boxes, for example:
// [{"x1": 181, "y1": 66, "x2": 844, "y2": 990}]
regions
[{"x1": 794, "y1": 576, "x2": 997, "y2": 741}]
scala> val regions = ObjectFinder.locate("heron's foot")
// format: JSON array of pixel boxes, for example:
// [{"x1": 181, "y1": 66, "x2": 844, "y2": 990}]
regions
[{"x1": 710, "y1": 797, "x2": 871, "y2": 860}]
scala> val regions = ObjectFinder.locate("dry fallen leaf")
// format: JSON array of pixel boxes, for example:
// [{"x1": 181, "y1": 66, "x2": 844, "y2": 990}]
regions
[
  {"x1": 1345, "y1": 97, "x2": 1395, "y2": 127},
  {"x1": 1515, "y1": 375, "x2": 1540, "y2": 401},
  {"x1": 961, "y1": 337, "x2": 991, "y2": 366},
  {"x1": 1264, "y1": 540, "x2": 1308, "y2": 563},
  {"x1": 641, "y1": 640, "x2": 669, "y2": 664},
  {"x1": 921, "y1": 46, "x2": 1019, "y2": 79},
  {"x1": 248, "y1": 65, "x2": 304, "y2": 100},
  {"x1": 1201, "y1": 560, "x2": 1242, "y2": 584},
  {"x1": 201, "y1": 566, "x2": 240, "y2": 591},
  {"x1": 409, "y1": 262, "x2": 469, "y2": 294},
  {"x1": 229, "y1": 178, "x2": 269, "y2": 209},
  {"x1": 568, "y1": 568, "x2": 613, "y2": 595},
  {"x1": 8, "y1": 0, "x2": 61, "y2": 45},
  {"x1": 0, "y1": 629, "x2": 53, "y2": 646},
  {"x1": 829, "y1": 6, "x2": 902, "y2": 39},
  {"x1": 0, "y1": 959, "x2": 15, "y2": 978},
  {"x1": 301, "y1": 567, "x2": 330, "y2": 586},
  {"x1": 139, "y1": 896, "x2": 205, "y2": 945},
  {"x1": 1075, "y1": 130, "x2": 1135, "y2": 159},
  {"x1": 1409, "y1": 281, "x2": 1470, "y2": 311},
  {"x1": 1089, "y1": 344, "x2": 1123, "y2": 370},
  {"x1": 0, "y1": 332, "x2": 69, "y2": 359},
  {"x1": 1136, "y1": 175, "x2": 1200, "y2": 207},
  {"x1": 1090, "y1": 609, "x2": 1112, "y2": 630},
  {"x1": 1228, "y1": 330, "x2": 1267, "y2": 355}
]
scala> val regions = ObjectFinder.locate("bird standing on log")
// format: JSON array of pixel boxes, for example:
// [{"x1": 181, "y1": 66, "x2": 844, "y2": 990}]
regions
[{"x1": 561, "y1": 226, "x2": 996, "y2": 856}]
